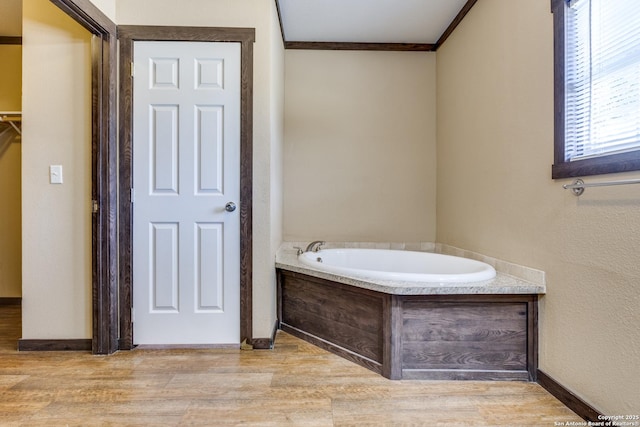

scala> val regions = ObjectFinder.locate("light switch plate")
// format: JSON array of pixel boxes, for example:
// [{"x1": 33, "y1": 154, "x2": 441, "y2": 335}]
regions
[{"x1": 50, "y1": 165, "x2": 63, "y2": 184}]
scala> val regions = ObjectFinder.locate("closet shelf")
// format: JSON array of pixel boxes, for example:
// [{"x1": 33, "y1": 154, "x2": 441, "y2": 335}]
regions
[{"x1": 0, "y1": 111, "x2": 22, "y2": 136}]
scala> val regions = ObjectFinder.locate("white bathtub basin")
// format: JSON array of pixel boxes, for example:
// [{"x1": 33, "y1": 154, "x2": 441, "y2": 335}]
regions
[{"x1": 298, "y1": 248, "x2": 496, "y2": 283}]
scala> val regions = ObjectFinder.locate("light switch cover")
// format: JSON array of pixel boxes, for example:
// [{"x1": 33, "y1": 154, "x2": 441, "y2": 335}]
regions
[{"x1": 50, "y1": 165, "x2": 63, "y2": 184}]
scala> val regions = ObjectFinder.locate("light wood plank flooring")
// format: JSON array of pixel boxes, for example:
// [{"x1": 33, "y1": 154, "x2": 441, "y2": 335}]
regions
[{"x1": 0, "y1": 306, "x2": 583, "y2": 426}]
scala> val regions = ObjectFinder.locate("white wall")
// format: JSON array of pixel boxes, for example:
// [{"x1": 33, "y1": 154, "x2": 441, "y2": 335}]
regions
[
  {"x1": 22, "y1": 0, "x2": 92, "y2": 338},
  {"x1": 436, "y1": 0, "x2": 640, "y2": 414},
  {"x1": 283, "y1": 50, "x2": 437, "y2": 243},
  {"x1": 116, "y1": 0, "x2": 285, "y2": 339}
]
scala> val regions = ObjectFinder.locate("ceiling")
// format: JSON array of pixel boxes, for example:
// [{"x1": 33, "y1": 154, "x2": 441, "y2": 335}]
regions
[
  {"x1": 0, "y1": 0, "x2": 475, "y2": 48},
  {"x1": 277, "y1": 0, "x2": 473, "y2": 47}
]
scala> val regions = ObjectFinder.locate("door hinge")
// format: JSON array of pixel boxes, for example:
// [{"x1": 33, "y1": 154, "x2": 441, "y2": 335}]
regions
[
  {"x1": 92, "y1": 200, "x2": 99, "y2": 214},
  {"x1": 130, "y1": 188, "x2": 135, "y2": 203},
  {"x1": 131, "y1": 61, "x2": 135, "y2": 77},
  {"x1": 131, "y1": 307, "x2": 135, "y2": 323}
]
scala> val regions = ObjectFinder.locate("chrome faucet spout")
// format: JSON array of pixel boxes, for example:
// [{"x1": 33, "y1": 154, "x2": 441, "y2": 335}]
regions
[{"x1": 305, "y1": 240, "x2": 325, "y2": 252}]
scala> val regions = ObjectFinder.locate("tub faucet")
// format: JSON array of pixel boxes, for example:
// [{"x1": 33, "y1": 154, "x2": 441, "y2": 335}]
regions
[{"x1": 305, "y1": 240, "x2": 325, "y2": 252}]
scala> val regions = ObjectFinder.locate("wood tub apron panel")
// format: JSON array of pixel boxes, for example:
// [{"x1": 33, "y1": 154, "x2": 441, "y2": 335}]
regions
[{"x1": 277, "y1": 269, "x2": 538, "y2": 381}]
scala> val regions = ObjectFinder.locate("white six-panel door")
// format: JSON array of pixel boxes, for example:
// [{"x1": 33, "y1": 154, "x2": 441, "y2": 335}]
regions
[{"x1": 132, "y1": 41, "x2": 241, "y2": 345}]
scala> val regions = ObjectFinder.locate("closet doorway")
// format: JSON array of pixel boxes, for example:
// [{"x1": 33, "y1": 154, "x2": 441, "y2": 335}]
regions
[
  {"x1": 0, "y1": 0, "x2": 118, "y2": 355},
  {"x1": 0, "y1": 0, "x2": 23, "y2": 341}
]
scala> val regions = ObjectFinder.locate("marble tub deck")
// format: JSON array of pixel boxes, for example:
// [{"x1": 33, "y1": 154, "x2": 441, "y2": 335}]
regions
[{"x1": 275, "y1": 247, "x2": 546, "y2": 295}]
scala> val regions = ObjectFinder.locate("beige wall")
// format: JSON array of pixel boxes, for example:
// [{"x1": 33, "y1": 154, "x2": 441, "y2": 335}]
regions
[
  {"x1": 89, "y1": 0, "x2": 116, "y2": 22},
  {"x1": 437, "y1": 0, "x2": 640, "y2": 414},
  {"x1": 283, "y1": 50, "x2": 437, "y2": 243},
  {"x1": 0, "y1": 44, "x2": 22, "y2": 298},
  {"x1": 117, "y1": 0, "x2": 285, "y2": 339},
  {"x1": 268, "y1": 1, "x2": 285, "y2": 328},
  {"x1": 22, "y1": 0, "x2": 92, "y2": 338}
]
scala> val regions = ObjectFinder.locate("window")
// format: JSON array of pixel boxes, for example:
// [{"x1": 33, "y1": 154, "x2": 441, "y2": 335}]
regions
[{"x1": 552, "y1": 0, "x2": 640, "y2": 178}]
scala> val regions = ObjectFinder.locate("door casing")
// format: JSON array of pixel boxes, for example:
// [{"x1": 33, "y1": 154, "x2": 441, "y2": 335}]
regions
[{"x1": 118, "y1": 26, "x2": 255, "y2": 349}]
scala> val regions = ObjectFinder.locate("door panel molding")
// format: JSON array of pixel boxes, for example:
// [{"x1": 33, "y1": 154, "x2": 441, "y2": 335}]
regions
[
  {"x1": 118, "y1": 26, "x2": 255, "y2": 349},
  {"x1": 49, "y1": 0, "x2": 118, "y2": 355},
  {"x1": 132, "y1": 40, "x2": 241, "y2": 343}
]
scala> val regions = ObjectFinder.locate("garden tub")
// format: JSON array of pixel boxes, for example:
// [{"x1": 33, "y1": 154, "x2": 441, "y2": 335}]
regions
[{"x1": 297, "y1": 248, "x2": 496, "y2": 283}]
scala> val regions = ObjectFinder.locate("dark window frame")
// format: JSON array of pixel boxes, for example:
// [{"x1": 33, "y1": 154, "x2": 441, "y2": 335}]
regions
[{"x1": 551, "y1": 0, "x2": 640, "y2": 179}]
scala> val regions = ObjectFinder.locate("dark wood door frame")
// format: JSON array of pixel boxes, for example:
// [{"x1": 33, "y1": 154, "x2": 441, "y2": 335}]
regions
[
  {"x1": 117, "y1": 26, "x2": 255, "y2": 349},
  {"x1": 49, "y1": 0, "x2": 119, "y2": 355}
]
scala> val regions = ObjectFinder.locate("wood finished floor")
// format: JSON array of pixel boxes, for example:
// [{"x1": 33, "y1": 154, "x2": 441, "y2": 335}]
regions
[{"x1": 0, "y1": 306, "x2": 583, "y2": 426}]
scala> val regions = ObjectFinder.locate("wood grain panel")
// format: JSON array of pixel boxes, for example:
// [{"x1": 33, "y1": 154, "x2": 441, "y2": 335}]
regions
[
  {"x1": 402, "y1": 342, "x2": 526, "y2": 370},
  {"x1": 527, "y1": 298, "x2": 538, "y2": 381},
  {"x1": 277, "y1": 269, "x2": 538, "y2": 381},
  {"x1": 280, "y1": 324, "x2": 383, "y2": 375},
  {"x1": 118, "y1": 31, "x2": 134, "y2": 350},
  {"x1": 282, "y1": 308, "x2": 381, "y2": 362},
  {"x1": 401, "y1": 369, "x2": 530, "y2": 382},
  {"x1": 280, "y1": 273, "x2": 383, "y2": 362},
  {"x1": 18, "y1": 339, "x2": 92, "y2": 352},
  {"x1": 282, "y1": 276, "x2": 382, "y2": 334},
  {"x1": 403, "y1": 302, "x2": 527, "y2": 342},
  {"x1": 402, "y1": 302, "x2": 527, "y2": 372},
  {"x1": 238, "y1": 38, "x2": 254, "y2": 348},
  {"x1": 382, "y1": 295, "x2": 402, "y2": 379}
]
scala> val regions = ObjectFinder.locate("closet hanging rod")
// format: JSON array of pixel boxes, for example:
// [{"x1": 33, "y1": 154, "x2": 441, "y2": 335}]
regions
[
  {"x1": 563, "y1": 178, "x2": 640, "y2": 196},
  {"x1": 0, "y1": 111, "x2": 21, "y2": 119},
  {"x1": 0, "y1": 112, "x2": 22, "y2": 136}
]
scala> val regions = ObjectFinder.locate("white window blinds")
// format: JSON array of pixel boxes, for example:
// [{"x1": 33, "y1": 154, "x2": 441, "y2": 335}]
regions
[{"x1": 565, "y1": 0, "x2": 640, "y2": 161}]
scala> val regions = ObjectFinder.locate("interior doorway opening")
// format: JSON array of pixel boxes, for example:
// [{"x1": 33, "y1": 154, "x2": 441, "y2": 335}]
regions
[{"x1": 0, "y1": 0, "x2": 23, "y2": 344}]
